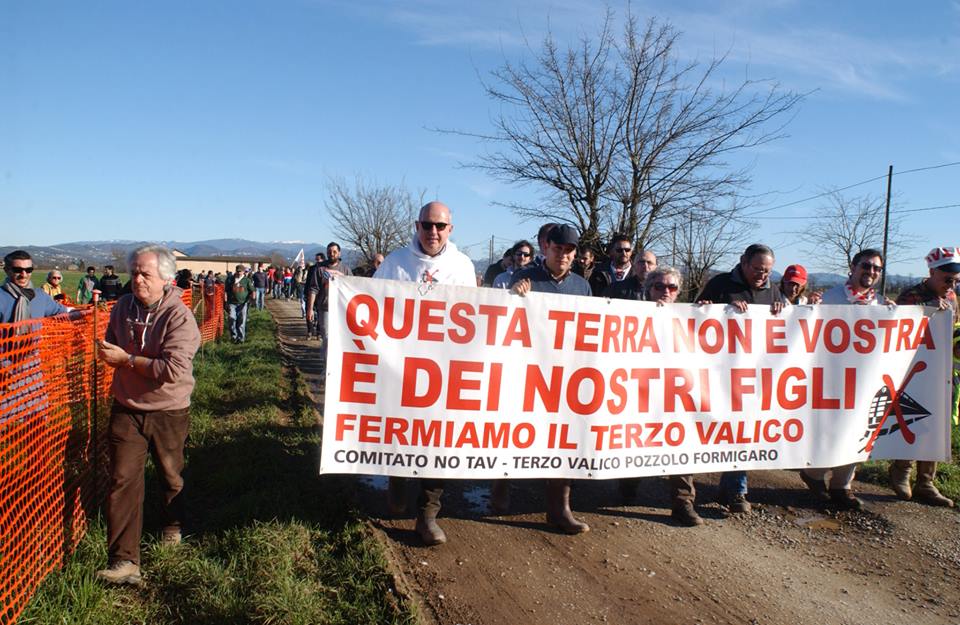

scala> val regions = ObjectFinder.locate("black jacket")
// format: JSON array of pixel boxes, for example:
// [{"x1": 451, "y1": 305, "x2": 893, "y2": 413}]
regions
[
  {"x1": 603, "y1": 275, "x2": 645, "y2": 301},
  {"x1": 99, "y1": 274, "x2": 123, "y2": 301},
  {"x1": 695, "y1": 265, "x2": 784, "y2": 306}
]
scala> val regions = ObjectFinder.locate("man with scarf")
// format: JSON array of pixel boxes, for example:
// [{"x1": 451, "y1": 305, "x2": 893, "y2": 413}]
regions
[
  {"x1": 799, "y1": 248, "x2": 893, "y2": 511},
  {"x1": 0, "y1": 250, "x2": 69, "y2": 323},
  {"x1": 95, "y1": 244, "x2": 201, "y2": 585}
]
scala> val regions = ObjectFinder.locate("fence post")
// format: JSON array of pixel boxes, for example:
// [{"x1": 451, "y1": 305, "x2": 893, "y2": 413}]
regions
[{"x1": 91, "y1": 290, "x2": 101, "y2": 487}]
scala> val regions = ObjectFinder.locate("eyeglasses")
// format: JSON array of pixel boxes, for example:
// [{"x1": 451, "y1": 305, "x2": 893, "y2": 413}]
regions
[
  {"x1": 652, "y1": 283, "x2": 679, "y2": 292},
  {"x1": 859, "y1": 262, "x2": 883, "y2": 273},
  {"x1": 418, "y1": 221, "x2": 449, "y2": 231},
  {"x1": 50, "y1": 276, "x2": 62, "y2": 280},
  {"x1": 515, "y1": 251, "x2": 532, "y2": 258},
  {"x1": 615, "y1": 248, "x2": 632, "y2": 254},
  {"x1": 8, "y1": 266, "x2": 34, "y2": 274}
]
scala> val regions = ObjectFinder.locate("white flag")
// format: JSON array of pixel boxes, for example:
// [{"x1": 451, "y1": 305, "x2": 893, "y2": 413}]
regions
[{"x1": 293, "y1": 248, "x2": 305, "y2": 267}]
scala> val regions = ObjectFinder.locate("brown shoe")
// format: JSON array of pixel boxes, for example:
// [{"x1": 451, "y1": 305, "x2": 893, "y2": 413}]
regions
[
  {"x1": 913, "y1": 484, "x2": 955, "y2": 508},
  {"x1": 829, "y1": 488, "x2": 863, "y2": 511},
  {"x1": 888, "y1": 462, "x2": 912, "y2": 500},
  {"x1": 671, "y1": 501, "x2": 704, "y2": 527},
  {"x1": 799, "y1": 471, "x2": 830, "y2": 501},
  {"x1": 545, "y1": 479, "x2": 590, "y2": 534},
  {"x1": 96, "y1": 560, "x2": 142, "y2": 585},
  {"x1": 415, "y1": 486, "x2": 447, "y2": 546}
]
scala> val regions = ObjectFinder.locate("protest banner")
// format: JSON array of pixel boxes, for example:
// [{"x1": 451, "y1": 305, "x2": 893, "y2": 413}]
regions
[{"x1": 320, "y1": 276, "x2": 953, "y2": 480}]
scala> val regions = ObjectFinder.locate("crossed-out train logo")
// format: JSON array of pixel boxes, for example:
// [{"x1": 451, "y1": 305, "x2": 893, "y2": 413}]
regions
[{"x1": 859, "y1": 361, "x2": 930, "y2": 452}]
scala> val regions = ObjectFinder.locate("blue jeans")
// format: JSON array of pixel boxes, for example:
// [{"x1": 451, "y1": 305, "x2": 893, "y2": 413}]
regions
[
  {"x1": 255, "y1": 288, "x2": 265, "y2": 310},
  {"x1": 229, "y1": 302, "x2": 248, "y2": 342},
  {"x1": 719, "y1": 471, "x2": 747, "y2": 497}
]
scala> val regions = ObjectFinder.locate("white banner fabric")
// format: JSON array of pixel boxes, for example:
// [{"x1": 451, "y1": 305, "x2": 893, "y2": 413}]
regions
[{"x1": 319, "y1": 276, "x2": 953, "y2": 480}]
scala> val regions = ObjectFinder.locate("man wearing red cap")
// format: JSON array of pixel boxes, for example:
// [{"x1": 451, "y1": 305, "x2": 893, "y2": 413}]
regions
[{"x1": 887, "y1": 246, "x2": 960, "y2": 507}]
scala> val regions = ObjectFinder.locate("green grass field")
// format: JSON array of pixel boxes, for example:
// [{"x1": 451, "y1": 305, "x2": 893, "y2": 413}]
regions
[
  {"x1": 19, "y1": 310, "x2": 416, "y2": 625},
  {"x1": 30, "y1": 270, "x2": 129, "y2": 300}
]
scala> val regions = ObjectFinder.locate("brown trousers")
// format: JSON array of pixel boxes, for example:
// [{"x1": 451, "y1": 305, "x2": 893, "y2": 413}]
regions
[{"x1": 106, "y1": 404, "x2": 190, "y2": 565}]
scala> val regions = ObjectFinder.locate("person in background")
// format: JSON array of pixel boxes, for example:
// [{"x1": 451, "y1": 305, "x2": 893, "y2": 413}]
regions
[
  {"x1": 77, "y1": 266, "x2": 99, "y2": 304},
  {"x1": 511, "y1": 224, "x2": 592, "y2": 535},
  {"x1": 1, "y1": 251, "x2": 69, "y2": 322},
  {"x1": 99, "y1": 265, "x2": 123, "y2": 302},
  {"x1": 251, "y1": 264, "x2": 268, "y2": 311},
  {"x1": 779, "y1": 264, "x2": 809, "y2": 304},
  {"x1": 42, "y1": 270, "x2": 65, "y2": 301},
  {"x1": 573, "y1": 246, "x2": 595, "y2": 281},
  {"x1": 482, "y1": 249, "x2": 513, "y2": 286},
  {"x1": 888, "y1": 246, "x2": 960, "y2": 507},
  {"x1": 604, "y1": 249, "x2": 658, "y2": 301},
  {"x1": 696, "y1": 243, "x2": 785, "y2": 513},
  {"x1": 305, "y1": 243, "x2": 345, "y2": 346},
  {"x1": 293, "y1": 261, "x2": 308, "y2": 317},
  {"x1": 589, "y1": 234, "x2": 634, "y2": 296},
  {"x1": 492, "y1": 241, "x2": 534, "y2": 289},
  {"x1": 94, "y1": 244, "x2": 201, "y2": 586},
  {"x1": 225, "y1": 264, "x2": 254, "y2": 344},
  {"x1": 799, "y1": 248, "x2": 892, "y2": 510}
]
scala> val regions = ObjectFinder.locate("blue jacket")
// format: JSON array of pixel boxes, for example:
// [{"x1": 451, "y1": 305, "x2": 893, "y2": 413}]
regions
[{"x1": 0, "y1": 287, "x2": 69, "y2": 323}]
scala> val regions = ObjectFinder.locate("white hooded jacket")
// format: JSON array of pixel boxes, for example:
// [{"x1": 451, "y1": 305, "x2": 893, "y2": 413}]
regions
[{"x1": 374, "y1": 239, "x2": 476, "y2": 286}]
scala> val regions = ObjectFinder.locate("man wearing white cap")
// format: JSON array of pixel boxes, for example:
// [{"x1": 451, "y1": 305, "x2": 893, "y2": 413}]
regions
[{"x1": 888, "y1": 246, "x2": 960, "y2": 507}]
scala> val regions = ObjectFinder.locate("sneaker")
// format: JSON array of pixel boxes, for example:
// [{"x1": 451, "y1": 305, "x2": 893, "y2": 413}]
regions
[
  {"x1": 161, "y1": 527, "x2": 182, "y2": 546},
  {"x1": 829, "y1": 488, "x2": 863, "y2": 511},
  {"x1": 671, "y1": 501, "x2": 704, "y2": 527},
  {"x1": 95, "y1": 560, "x2": 142, "y2": 585},
  {"x1": 799, "y1": 471, "x2": 830, "y2": 502}
]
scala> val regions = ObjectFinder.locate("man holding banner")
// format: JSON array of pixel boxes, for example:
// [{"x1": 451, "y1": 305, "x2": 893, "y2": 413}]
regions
[
  {"x1": 511, "y1": 224, "x2": 593, "y2": 534},
  {"x1": 374, "y1": 201, "x2": 477, "y2": 546},
  {"x1": 887, "y1": 246, "x2": 959, "y2": 507}
]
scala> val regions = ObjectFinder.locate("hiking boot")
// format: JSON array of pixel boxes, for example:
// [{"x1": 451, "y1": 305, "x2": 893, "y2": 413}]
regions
[
  {"x1": 829, "y1": 488, "x2": 863, "y2": 511},
  {"x1": 888, "y1": 461, "x2": 913, "y2": 500},
  {"x1": 96, "y1": 560, "x2": 142, "y2": 585},
  {"x1": 671, "y1": 501, "x2": 704, "y2": 527},
  {"x1": 415, "y1": 486, "x2": 447, "y2": 546},
  {"x1": 913, "y1": 483, "x2": 955, "y2": 507},
  {"x1": 799, "y1": 471, "x2": 830, "y2": 501},
  {"x1": 489, "y1": 480, "x2": 510, "y2": 515},
  {"x1": 387, "y1": 477, "x2": 407, "y2": 516},
  {"x1": 161, "y1": 527, "x2": 182, "y2": 546},
  {"x1": 545, "y1": 479, "x2": 590, "y2": 534},
  {"x1": 720, "y1": 492, "x2": 751, "y2": 514}
]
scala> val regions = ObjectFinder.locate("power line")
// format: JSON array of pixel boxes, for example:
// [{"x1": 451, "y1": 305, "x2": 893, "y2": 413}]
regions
[
  {"x1": 742, "y1": 160, "x2": 960, "y2": 218},
  {"x1": 750, "y1": 202, "x2": 960, "y2": 220}
]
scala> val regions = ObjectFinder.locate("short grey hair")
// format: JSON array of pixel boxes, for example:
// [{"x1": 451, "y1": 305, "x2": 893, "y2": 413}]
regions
[
  {"x1": 643, "y1": 266, "x2": 683, "y2": 298},
  {"x1": 128, "y1": 244, "x2": 178, "y2": 281},
  {"x1": 46, "y1": 270, "x2": 62, "y2": 280}
]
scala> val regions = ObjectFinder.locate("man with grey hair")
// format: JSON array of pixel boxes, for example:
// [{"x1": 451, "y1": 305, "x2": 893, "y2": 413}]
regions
[
  {"x1": 375, "y1": 201, "x2": 476, "y2": 546},
  {"x1": 95, "y1": 243, "x2": 201, "y2": 585}
]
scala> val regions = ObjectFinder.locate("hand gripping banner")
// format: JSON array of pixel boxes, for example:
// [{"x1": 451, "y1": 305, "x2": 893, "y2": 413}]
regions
[{"x1": 320, "y1": 277, "x2": 952, "y2": 480}]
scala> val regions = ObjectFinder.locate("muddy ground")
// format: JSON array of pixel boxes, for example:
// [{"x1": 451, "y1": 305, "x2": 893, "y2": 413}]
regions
[{"x1": 269, "y1": 298, "x2": 960, "y2": 625}]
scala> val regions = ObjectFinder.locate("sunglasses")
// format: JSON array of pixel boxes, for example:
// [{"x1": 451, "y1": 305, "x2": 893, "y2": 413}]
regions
[
  {"x1": 515, "y1": 251, "x2": 532, "y2": 258},
  {"x1": 652, "y1": 283, "x2": 679, "y2": 292},
  {"x1": 418, "y1": 221, "x2": 449, "y2": 231},
  {"x1": 615, "y1": 248, "x2": 632, "y2": 254},
  {"x1": 859, "y1": 262, "x2": 883, "y2": 273},
  {"x1": 50, "y1": 276, "x2": 62, "y2": 280},
  {"x1": 9, "y1": 266, "x2": 34, "y2": 274}
]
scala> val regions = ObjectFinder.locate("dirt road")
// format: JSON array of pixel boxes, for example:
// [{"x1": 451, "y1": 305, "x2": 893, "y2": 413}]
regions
[{"x1": 269, "y1": 298, "x2": 960, "y2": 625}]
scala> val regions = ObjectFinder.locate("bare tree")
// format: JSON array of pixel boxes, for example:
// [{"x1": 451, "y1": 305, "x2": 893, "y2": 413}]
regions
[
  {"x1": 672, "y1": 203, "x2": 753, "y2": 301},
  {"x1": 446, "y1": 11, "x2": 803, "y2": 252},
  {"x1": 797, "y1": 190, "x2": 914, "y2": 272},
  {"x1": 324, "y1": 176, "x2": 419, "y2": 263}
]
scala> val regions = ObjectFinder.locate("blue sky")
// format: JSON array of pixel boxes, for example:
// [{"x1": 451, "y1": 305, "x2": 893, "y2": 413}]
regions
[{"x1": 2, "y1": 0, "x2": 958, "y2": 274}]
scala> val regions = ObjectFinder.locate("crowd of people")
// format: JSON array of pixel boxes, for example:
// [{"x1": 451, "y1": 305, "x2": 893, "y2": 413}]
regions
[{"x1": 1, "y1": 214, "x2": 957, "y2": 583}]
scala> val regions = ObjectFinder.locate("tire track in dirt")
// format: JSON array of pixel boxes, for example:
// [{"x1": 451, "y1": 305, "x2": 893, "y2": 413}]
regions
[{"x1": 269, "y1": 298, "x2": 960, "y2": 625}]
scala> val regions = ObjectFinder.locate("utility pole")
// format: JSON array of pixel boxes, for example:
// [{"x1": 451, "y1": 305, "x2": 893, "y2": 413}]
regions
[
  {"x1": 880, "y1": 165, "x2": 893, "y2": 297},
  {"x1": 489, "y1": 235, "x2": 494, "y2": 265}
]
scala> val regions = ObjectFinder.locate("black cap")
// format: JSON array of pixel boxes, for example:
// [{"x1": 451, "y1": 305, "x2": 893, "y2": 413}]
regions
[{"x1": 547, "y1": 224, "x2": 580, "y2": 246}]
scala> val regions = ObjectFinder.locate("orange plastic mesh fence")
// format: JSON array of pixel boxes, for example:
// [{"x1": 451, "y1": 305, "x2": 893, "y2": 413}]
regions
[{"x1": 0, "y1": 284, "x2": 223, "y2": 624}]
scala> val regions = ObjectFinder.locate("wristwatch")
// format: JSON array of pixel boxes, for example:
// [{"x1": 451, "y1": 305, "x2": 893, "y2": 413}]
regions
[{"x1": 127, "y1": 354, "x2": 136, "y2": 369}]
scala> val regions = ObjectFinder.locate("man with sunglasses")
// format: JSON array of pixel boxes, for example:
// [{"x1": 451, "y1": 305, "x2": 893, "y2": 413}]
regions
[
  {"x1": 0, "y1": 250, "x2": 69, "y2": 323},
  {"x1": 887, "y1": 246, "x2": 959, "y2": 507},
  {"x1": 603, "y1": 249, "x2": 658, "y2": 300},
  {"x1": 799, "y1": 248, "x2": 891, "y2": 511},
  {"x1": 374, "y1": 201, "x2": 477, "y2": 546},
  {"x1": 589, "y1": 234, "x2": 634, "y2": 296}
]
